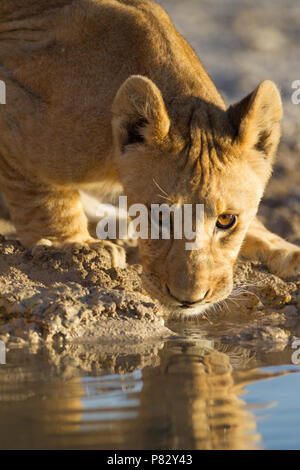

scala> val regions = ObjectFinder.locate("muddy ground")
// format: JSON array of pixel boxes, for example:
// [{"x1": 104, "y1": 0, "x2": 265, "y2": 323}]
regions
[{"x1": 1, "y1": 0, "x2": 300, "y2": 359}]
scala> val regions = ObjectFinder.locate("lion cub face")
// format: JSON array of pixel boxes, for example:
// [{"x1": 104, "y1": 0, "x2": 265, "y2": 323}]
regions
[{"x1": 112, "y1": 76, "x2": 282, "y2": 316}]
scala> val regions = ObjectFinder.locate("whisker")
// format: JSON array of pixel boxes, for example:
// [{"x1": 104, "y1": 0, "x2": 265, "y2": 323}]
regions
[
  {"x1": 157, "y1": 194, "x2": 172, "y2": 202},
  {"x1": 231, "y1": 286, "x2": 261, "y2": 301},
  {"x1": 153, "y1": 178, "x2": 169, "y2": 197}
]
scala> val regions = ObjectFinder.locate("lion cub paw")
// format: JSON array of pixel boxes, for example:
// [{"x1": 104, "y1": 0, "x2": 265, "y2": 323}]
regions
[
  {"x1": 30, "y1": 238, "x2": 126, "y2": 269},
  {"x1": 268, "y1": 248, "x2": 300, "y2": 279},
  {"x1": 85, "y1": 239, "x2": 127, "y2": 269}
]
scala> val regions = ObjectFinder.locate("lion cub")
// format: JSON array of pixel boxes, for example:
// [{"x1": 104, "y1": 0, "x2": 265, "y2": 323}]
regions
[{"x1": 0, "y1": 0, "x2": 299, "y2": 315}]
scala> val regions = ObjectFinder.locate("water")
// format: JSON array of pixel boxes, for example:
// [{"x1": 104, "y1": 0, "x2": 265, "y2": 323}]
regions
[
  {"x1": 0, "y1": 0, "x2": 299, "y2": 451},
  {"x1": 1, "y1": 323, "x2": 300, "y2": 450}
]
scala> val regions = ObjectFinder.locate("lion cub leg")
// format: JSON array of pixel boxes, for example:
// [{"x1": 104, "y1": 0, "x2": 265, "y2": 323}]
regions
[
  {"x1": 240, "y1": 217, "x2": 300, "y2": 279},
  {"x1": 0, "y1": 167, "x2": 126, "y2": 267}
]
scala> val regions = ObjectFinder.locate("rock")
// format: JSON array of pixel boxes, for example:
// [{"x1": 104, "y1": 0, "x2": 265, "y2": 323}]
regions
[{"x1": 283, "y1": 305, "x2": 299, "y2": 316}]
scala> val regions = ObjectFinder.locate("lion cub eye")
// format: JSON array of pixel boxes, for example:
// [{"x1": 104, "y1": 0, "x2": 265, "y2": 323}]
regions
[{"x1": 216, "y1": 214, "x2": 236, "y2": 230}]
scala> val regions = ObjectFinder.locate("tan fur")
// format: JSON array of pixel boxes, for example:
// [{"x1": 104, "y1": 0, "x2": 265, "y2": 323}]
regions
[{"x1": 0, "y1": 0, "x2": 299, "y2": 316}]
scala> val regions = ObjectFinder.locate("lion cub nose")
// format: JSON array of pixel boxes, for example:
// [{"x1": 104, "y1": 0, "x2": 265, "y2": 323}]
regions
[{"x1": 166, "y1": 285, "x2": 210, "y2": 307}]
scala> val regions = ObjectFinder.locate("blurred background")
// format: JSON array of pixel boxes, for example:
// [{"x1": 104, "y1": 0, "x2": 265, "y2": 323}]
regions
[
  {"x1": 158, "y1": 0, "x2": 300, "y2": 245},
  {"x1": 1, "y1": 0, "x2": 300, "y2": 451}
]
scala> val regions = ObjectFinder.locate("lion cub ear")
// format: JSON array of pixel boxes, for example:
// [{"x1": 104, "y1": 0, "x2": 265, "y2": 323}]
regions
[
  {"x1": 227, "y1": 80, "x2": 283, "y2": 159},
  {"x1": 112, "y1": 75, "x2": 170, "y2": 152}
]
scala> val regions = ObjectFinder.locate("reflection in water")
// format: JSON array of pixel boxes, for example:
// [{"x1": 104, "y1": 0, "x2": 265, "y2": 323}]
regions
[
  {"x1": 135, "y1": 347, "x2": 259, "y2": 450},
  {"x1": 1, "y1": 328, "x2": 297, "y2": 450}
]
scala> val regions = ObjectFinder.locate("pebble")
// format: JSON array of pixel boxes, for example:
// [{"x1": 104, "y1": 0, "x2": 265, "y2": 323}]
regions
[{"x1": 284, "y1": 305, "x2": 299, "y2": 316}]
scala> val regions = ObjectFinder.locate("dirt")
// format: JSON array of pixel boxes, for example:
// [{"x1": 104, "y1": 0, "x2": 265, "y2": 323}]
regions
[
  {"x1": 0, "y1": 228, "x2": 299, "y2": 355},
  {"x1": 0, "y1": 235, "x2": 170, "y2": 350},
  {"x1": 1, "y1": 0, "x2": 300, "y2": 357}
]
